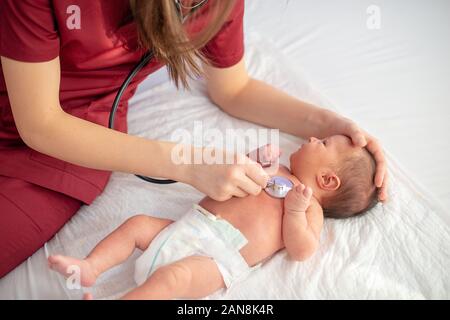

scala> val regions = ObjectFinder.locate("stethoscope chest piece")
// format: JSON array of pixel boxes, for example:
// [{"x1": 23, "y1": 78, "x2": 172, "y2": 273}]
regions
[{"x1": 264, "y1": 176, "x2": 294, "y2": 199}]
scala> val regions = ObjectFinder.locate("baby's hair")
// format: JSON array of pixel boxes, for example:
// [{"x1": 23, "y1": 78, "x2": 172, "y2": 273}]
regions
[{"x1": 322, "y1": 147, "x2": 378, "y2": 219}]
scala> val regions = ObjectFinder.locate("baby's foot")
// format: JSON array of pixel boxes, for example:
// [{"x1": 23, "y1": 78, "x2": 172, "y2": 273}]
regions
[
  {"x1": 83, "y1": 293, "x2": 94, "y2": 300},
  {"x1": 48, "y1": 255, "x2": 98, "y2": 287}
]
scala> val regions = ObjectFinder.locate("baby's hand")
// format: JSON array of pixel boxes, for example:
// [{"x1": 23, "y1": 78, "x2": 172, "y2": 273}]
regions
[{"x1": 284, "y1": 183, "x2": 313, "y2": 214}]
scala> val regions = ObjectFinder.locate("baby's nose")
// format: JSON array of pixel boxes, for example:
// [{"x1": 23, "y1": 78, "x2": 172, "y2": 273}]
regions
[{"x1": 309, "y1": 137, "x2": 318, "y2": 143}]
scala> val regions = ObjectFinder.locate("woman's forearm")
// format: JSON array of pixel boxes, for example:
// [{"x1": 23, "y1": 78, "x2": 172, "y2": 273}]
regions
[
  {"x1": 218, "y1": 78, "x2": 339, "y2": 138},
  {"x1": 27, "y1": 109, "x2": 191, "y2": 182}
]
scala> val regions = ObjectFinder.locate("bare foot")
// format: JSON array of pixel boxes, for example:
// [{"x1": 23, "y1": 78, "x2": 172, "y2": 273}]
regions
[
  {"x1": 48, "y1": 255, "x2": 98, "y2": 287},
  {"x1": 83, "y1": 293, "x2": 94, "y2": 300}
]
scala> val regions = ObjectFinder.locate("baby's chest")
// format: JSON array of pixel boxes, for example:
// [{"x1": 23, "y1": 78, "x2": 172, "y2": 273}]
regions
[{"x1": 231, "y1": 192, "x2": 284, "y2": 235}]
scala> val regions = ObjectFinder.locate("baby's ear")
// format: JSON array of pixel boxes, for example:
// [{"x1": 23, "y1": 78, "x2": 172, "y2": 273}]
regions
[{"x1": 316, "y1": 169, "x2": 341, "y2": 191}]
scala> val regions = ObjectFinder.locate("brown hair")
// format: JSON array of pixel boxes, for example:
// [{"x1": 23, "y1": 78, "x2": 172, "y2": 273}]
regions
[
  {"x1": 130, "y1": 0, "x2": 236, "y2": 89},
  {"x1": 322, "y1": 148, "x2": 378, "y2": 219}
]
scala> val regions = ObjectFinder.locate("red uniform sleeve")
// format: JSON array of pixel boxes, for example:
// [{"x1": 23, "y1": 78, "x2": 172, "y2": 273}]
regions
[
  {"x1": 201, "y1": 0, "x2": 245, "y2": 68},
  {"x1": 0, "y1": 0, "x2": 60, "y2": 62}
]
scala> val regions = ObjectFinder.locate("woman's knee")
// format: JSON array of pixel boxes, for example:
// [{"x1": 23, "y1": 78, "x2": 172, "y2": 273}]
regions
[
  {"x1": 0, "y1": 194, "x2": 46, "y2": 277},
  {"x1": 0, "y1": 177, "x2": 82, "y2": 278}
]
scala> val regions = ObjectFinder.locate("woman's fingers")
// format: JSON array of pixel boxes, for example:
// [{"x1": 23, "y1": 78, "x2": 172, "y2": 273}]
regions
[
  {"x1": 227, "y1": 160, "x2": 270, "y2": 197},
  {"x1": 232, "y1": 187, "x2": 249, "y2": 198},
  {"x1": 245, "y1": 161, "x2": 270, "y2": 189},
  {"x1": 365, "y1": 136, "x2": 386, "y2": 187},
  {"x1": 344, "y1": 121, "x2": 367, "y2": 147},
  {"x1": 248, "y1": 144, "x2": 282, "y2": 167},
  {"x1": 342, "y1": 120, "x2": 389, "y2": 202},
  {"x1": 344, "y1": 119, "x2": 387, "y2": 192},
  {"x1": 362, "y1": 134, "x2": 389, "y2": 201},
  {"x1": 238, "y1": 173, "x2": 264, "y2": 196},
  {"x1": 263, "y1": 144, "x2": 282, "y2": 162},
  {"x1": 378, "y1": 171, "x2": 389, "y2": 202}
]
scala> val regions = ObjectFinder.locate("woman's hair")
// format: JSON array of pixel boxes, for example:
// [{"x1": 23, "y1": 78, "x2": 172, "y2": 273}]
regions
[{"x1": 130, "y1": 0, "x2": 236, "y2": 89}]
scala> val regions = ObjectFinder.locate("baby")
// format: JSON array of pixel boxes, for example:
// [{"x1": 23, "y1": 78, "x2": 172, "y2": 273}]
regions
[{"x1": 48, "y1": 134, "x2": 377, "y2": 300}]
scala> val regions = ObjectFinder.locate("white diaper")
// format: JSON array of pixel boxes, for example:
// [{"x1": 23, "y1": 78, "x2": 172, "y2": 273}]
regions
[{"x1": 134, "y1": 204, "x2": 254, "y2": 289}]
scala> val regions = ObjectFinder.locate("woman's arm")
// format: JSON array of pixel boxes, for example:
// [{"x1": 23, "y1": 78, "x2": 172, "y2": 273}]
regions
[
  {"x1": 1, "y1": 56, "x2": 189, "y2": 182},
  {"x1": 203, "y1": 58, "x2": 388, "y2": 201},
  {"x1": 204, "y1": 58, "x2": 335, "y2": 139},
  {"x1": 1, "y1": 56, "x2": 269, "y2": 200}
]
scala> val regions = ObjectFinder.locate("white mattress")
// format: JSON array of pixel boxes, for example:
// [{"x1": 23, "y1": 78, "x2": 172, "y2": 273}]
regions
[{"x1": 1, "y1": 0, "x2": 449, "y2": 299}]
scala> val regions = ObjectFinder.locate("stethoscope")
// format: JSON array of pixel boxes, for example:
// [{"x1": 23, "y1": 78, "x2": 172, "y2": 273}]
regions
[
  {"x1": 108, "y1": 0, "x2": 209, "y2": 185},
  {"x1": 109, "y1": 0, "x2": 294, "y2": 199}
]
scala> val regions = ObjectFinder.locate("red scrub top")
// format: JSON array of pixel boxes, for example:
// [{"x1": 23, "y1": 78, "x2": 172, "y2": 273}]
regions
[{"x1": 0, "y1": 0, "x2": 245, "y2": 204}]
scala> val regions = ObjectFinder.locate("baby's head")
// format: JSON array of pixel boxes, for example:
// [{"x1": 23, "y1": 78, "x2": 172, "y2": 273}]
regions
[{"x1": 289, "y1": 135, "x2": 378, "y2": 219}]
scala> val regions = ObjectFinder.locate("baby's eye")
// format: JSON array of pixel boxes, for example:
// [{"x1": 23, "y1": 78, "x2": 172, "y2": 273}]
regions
[{"x1": 322, "y1": 139, "x2": 327, "y2": 146}]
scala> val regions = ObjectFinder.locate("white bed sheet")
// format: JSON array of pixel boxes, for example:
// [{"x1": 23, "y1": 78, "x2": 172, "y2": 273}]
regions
[{"x1": 1, "y1": 32, "x2": 448, "y2": 299}]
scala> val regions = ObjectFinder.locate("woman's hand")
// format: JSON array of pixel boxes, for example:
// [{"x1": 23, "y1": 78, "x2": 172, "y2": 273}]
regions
[
  {"x1": 247, "y1": 144, "x2": 281, "y2": 167},
  {"x1": 186, "y1": 148, "x2": 270, "y2": 201},
  {"x1": 331, "y1": 115, "x2": 388, "y2": 202}
]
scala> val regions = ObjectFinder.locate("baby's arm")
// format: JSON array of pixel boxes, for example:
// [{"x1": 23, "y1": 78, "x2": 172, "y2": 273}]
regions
[{"x1": 282, "y1": 184, "x2": 324, "y2": 261}]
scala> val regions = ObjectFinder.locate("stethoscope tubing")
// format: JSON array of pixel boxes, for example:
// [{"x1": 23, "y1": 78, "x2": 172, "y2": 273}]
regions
[
  {"x1": 109, "y1": 50, "x2": 177, "y2": 184},
  {"x1": 109, "y1": 0, "x2": 209, "y2": 185}
]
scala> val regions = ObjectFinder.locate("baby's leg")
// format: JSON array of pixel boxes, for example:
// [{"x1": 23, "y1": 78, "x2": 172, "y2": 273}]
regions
[
  {"x1": 48, "y1": 215, "x2": 172, "y2": 287},
  {"x1": 121, "y1": 256, "x2": 225, "y2": 300}
]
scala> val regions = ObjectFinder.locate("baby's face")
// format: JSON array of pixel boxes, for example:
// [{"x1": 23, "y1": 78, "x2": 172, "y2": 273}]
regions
[{"x1": 289, "y1": 135, "x2": 358, "y2": 181}]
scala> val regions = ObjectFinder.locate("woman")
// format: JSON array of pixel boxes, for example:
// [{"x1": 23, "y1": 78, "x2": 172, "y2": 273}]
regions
[{"x1": 0, "y1": 0, "x2": 388, "y2": 278}]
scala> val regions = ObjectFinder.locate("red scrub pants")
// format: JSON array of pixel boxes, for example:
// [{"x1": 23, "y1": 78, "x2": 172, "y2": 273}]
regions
[{"x1": 0, "y1": 175, "x2": 83, "y2": 278}]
